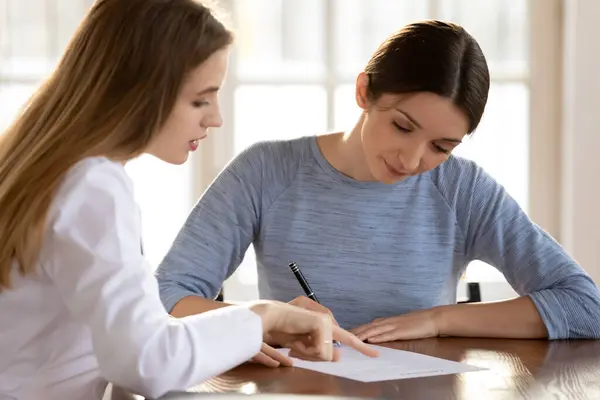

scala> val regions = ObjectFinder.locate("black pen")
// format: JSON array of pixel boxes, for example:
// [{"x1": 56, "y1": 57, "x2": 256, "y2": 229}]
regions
[{"x1": 288, "y1": 262, "x2": 341, "y2": 347}]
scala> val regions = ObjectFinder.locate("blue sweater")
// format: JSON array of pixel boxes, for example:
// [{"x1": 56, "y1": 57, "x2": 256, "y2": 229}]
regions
[{"x1": 156, "y1": 136, "x2": 600, "y2": 339}]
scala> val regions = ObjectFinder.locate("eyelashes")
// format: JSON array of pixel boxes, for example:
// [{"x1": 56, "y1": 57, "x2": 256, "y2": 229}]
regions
[
  {"x1": 192, "y1": 100, "x2": 209, "y2": 107},
  {"x1": 392, "y1": 121, "x2": 410, "y2": 132},
  {"x1": 391, "y1": 121, "x2": 451, "y2": 154},
  {"x1": 433, "y1": 144, "x2": 450, "y2": 154}
]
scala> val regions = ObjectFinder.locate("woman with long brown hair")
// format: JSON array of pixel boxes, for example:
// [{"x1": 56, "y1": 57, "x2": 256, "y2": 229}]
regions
[{"x1": 0, "y1": 1, "x2": 376, "y2": 399}]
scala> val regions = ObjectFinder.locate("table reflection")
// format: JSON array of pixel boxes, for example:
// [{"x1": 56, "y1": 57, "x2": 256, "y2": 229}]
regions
[{"x1": 179, "y1": 338, "x2": 600, "y2": 399}]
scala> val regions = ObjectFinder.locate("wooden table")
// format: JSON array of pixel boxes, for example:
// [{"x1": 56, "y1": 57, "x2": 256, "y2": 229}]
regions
[{"x1": 182, "y1": 338, "x2": 600, "y2": 400}]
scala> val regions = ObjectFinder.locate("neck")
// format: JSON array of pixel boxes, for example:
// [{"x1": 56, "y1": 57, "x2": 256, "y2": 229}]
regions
[{"x1": 317, "y1": 113, "x2": 376, "y2": 182}]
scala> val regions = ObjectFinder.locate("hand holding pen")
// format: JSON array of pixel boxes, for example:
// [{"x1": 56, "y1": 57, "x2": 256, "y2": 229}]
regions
[{"x1": 288, "y1": 262, "x2": 341, "y2": 347}]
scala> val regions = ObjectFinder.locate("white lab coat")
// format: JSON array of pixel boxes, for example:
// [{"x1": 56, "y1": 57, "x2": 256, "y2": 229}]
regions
[{"x1": 0, "y1": 157, "x2": 262, "y2": 400}]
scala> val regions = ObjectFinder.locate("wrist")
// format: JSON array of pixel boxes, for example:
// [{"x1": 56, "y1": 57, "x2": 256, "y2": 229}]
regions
[
  {"x1": 247, "y1": 300, "x2": 275, "y2": 333},
  {"x1": 431, "y1": 305, "x2": 450, "y2": 337}
]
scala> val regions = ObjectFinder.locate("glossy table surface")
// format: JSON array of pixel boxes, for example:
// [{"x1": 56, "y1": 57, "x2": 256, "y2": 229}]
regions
[{"x1": 179, "y1": 338, "x2": 600, "y2": 400}]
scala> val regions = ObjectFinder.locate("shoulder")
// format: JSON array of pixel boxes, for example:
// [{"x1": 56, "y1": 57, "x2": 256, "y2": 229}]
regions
[
  {"x1": 222, "y1": 136, "x2": 313, "y2": 193},
  {"x1": 58, "y1": 157, "x2": 132, "y2": 195},
  {"x1": 230, "y1": 136, "x2": 312, "y2": 173},
  {"x1": 426, "y1": 155, "x2": 495, "y2": 205},
  {"x1": 50, "y1": 157, "x2": 134, "y2": 225},
  {"x1": 428, "y1": 155, "x2": 481, "y2": 184}
]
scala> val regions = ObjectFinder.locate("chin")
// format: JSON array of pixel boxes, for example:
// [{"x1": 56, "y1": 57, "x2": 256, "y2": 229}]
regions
[
  {"x1": 160, "y1": 154, "x2": 189, "y2": 165},
  {"x1": 173, "y1": 154, "x2": 190, "y2": 165},
  {"x1": 374, "y1": 159, "x2": 409, "y2": 184},
  {"x1": 375, "y1": 168, "x2": 410, "y2": 185},
  {"x1": 385, "y1": 173, "x2": 409, "y2": 185},
  {"x1": 149, "y1": 149, "x2": 190, "y2": 165},
  {"x1": 369, "y1": 162, "x2": 404, "y2": 185},
  {"x1": 378, "y1": 175, "x2": 401, "y2": 185}
]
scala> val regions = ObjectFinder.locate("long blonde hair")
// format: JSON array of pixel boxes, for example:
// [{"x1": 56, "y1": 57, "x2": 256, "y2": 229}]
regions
[{"x1": 0, "y1": 0, "x2": 232, "y2": 289}]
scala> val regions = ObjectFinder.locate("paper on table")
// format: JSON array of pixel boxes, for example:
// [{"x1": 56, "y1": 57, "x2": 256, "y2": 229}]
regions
[{"x1": 277, "y1": 345, "x2": 484, "y2": 382}]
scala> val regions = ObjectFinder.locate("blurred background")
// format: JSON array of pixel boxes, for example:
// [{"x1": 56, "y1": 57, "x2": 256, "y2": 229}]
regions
[{"x1": 0, "y1": 0, "x2": 597, "y2": 302}]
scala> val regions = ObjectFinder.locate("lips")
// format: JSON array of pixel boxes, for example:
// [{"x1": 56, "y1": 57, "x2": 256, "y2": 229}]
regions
[
  {"x1": 188, "y1": 135, "x2": 207, "y2": 151},
  {"x1": 384, "y1": 159, "x2": 407, "y2": 177}
]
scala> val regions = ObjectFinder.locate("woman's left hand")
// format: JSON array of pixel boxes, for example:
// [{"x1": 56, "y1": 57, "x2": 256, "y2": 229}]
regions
[{"x1": 351, "y1": 308, "x2": 442, "y2": 343}]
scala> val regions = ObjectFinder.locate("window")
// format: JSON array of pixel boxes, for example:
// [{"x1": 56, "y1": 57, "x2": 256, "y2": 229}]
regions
[
  {"x1": 221, "y1": 0, "x2": 530, "y2": 300},
  {"x1": 0, "y1": 0, "x2": 88, "y2": 131},
  {"x1": 126, "y1": 156, "x2": 193, "y2": 268},
  {"x1": 0, "y1": 0, "x2": 191, "y2": 269},
  {"x1": 438, "y1": 0, "x2": 529, "y2": 284}
]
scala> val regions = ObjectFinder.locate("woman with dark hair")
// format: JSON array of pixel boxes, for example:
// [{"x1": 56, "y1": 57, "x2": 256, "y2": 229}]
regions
[{"x1": 156, "y1": 20, "x2": 600, "y2": 366}]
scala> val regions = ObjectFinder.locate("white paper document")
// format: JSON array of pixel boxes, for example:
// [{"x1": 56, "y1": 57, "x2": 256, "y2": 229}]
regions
[{"x1": 277, "y1": 345, "x2": 484, "y2": 382}]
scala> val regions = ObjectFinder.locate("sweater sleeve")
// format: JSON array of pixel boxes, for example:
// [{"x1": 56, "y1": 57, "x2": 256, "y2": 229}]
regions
[
  {"x1": 156, "y1": 140, "x2": 303, "y2": 312},
  {"x1": 432, "y1": 157, "x2": 600, "y2": 339}
]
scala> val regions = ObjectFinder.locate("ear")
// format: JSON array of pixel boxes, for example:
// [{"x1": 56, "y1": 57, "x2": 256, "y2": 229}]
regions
[{"x1": 355, "y1": 72, "x2": 370, "y2": 110}]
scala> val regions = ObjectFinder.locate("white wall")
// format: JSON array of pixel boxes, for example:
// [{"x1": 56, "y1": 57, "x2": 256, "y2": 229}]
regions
[{"x1": 560, "y1": 0, "x2": 600, "y2": 284}]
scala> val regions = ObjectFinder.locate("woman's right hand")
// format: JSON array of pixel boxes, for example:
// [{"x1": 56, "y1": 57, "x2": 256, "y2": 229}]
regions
[{"x1": 248, "y1": 300, "x2": 379, "y2": 362}]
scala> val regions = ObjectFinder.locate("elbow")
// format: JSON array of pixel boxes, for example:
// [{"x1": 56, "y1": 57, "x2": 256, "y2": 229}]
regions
[
  {"x1": 95, "y1": 333, "x2": 190, "y2": 398},
  {"x1": 571, "y1": 288, "x2": 600, "y2": 339},
  {"x1": 158, "y1": 283, "x2": 212, "y2": 313},
  {"x1": 96, "y1": 349, "x2": 176, "y2": 398},
  {"x1": 156, "y1": 276, "x2": 215, "y2": 312},
  {"x1": 564, "y1": 277, "x2": 600, "y2": 339},
  {"x1": 116, "y1": 379, "x2": 172, "y2": 400},
  {"x1": 536, "y1": 277, "x2": 600, "y2": 339},
  {"x1": 130, "y1": 380, "x2": 175, "y2": 399},
  {"x1": 95, "y1": 322, "x2": 225, "y2": 398}
]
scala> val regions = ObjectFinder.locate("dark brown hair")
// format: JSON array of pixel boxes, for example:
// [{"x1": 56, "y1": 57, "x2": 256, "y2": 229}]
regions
[
  {"x1": 364, "y1": 20, "x2": 490, "y2": 133},
  {"x1": 0, "y1": 0, "x2": 233, "y2": 289}
]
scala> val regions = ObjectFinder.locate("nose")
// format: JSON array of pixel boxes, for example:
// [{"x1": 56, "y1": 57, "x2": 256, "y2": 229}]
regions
[
  {"x1": 206, "y1": 110, "x2": 223, "y2": 128},
  {"x1": 398, "y1": 141, "x2": 425, "y2": 173},
  {"x1": 202, "y1": 104, "x2": 223, "y2": 129}
]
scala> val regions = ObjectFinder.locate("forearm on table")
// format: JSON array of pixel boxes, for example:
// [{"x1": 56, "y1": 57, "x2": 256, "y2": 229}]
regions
[
  {"x1": 170, "y1": 295, "x2": 233, "y2": 318},
  {"x1": 435, "y1": 295, "x2": 548, "y2": 339}
]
